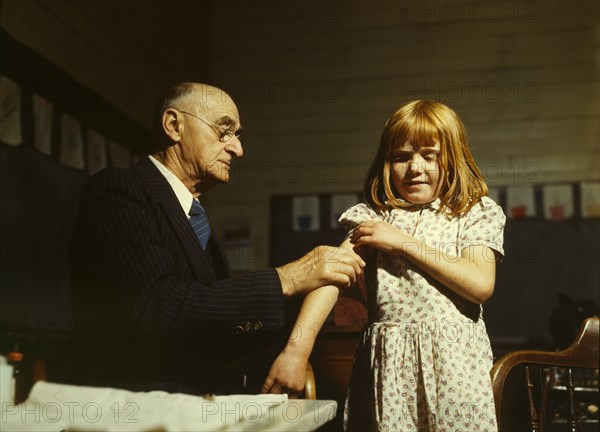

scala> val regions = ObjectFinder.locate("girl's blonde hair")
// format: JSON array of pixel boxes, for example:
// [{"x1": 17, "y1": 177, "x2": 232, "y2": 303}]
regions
[{"x1": 364, "y1": 100, "x2": 488, "y2": 216}]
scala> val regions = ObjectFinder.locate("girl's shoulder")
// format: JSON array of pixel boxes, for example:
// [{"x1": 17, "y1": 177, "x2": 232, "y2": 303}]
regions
[
  {"x1": 339, "y1": 202, "x2": 387, "y2": 228},
  {"x1": 474, "y1": 195, "x2": 504, "y2": 212},
  {"x1": 464, "y1": 195, "x2": 506, "y2": 224}
]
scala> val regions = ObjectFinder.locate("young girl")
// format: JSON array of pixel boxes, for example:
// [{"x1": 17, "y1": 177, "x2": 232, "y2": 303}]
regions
[
  {"x1": 262, "y1": 100, "x2": 504, "y2": 431},
  {"x1": 341, "y1": 99, "x2": 505, "y2": 431}
]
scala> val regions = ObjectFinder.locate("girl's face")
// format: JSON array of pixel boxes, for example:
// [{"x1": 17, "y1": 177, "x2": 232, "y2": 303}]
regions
[{"x1": 390, "y1": 140, "x2": 443, "y2": 204}]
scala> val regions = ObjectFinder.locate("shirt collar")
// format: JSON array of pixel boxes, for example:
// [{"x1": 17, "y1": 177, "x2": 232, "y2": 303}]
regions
[
  {"x1": 147, "y1": 155, "x2": 195, "y2": 216},
  {"x1": 425, "y1": 198, "x2": 441, "y2": 211},
  {"x1": 388, "y1": 197, "x2": 442, "y2": 211}
]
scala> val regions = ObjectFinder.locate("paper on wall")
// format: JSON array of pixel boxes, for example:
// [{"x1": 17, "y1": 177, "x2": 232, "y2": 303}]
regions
[
  {"x1": 87, "y1": 129, "x2": 107, "y2": 176},
  {"x1": 0, "y1": 76, "x2": 22, "y2": 146},
  {"x1": 293, "y1": 195, "x2": 320, "y2": 231},
  {"x1": 33, "y1": 94, "x2": 53, "y2": 155},
  {"x1": 542, "y1": 184, "x2": 573, "y2": 221},
  {"x1": 506, "y1": 185, "x2": 535, "y2": 219},
  {"x1": 580, "y1": 182, "x2": 600, "y2": 218},
  {"x1": 59, "y1": 113, "x2": 84, "y2": 169}
]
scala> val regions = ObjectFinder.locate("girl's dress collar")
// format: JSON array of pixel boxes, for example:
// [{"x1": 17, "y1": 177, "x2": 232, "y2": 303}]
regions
[{"x1": 387, "y1": 197, "x2": 442, "y2": 211}]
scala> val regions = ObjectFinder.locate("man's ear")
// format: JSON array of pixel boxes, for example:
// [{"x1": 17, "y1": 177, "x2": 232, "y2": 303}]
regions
[{"x1": 163, "y1": 108, "x2": 182, "y2": 142}]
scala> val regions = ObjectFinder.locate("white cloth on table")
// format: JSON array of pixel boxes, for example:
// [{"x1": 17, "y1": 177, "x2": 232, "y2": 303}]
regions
[{"x1": 1, "y1": 381, "x2": 336, "y2": 431}]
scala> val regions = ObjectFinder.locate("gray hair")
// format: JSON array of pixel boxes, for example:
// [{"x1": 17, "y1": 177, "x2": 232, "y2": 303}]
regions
[{"x1": 150, "y1": 82, "x2": 196, "y2": 151}]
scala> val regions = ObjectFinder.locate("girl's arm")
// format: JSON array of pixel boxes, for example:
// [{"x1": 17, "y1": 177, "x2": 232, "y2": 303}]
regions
[
  {"x1": 351, "y1": 221, "x2": 496, "y2": 304},
  {"x1": 261, "y1": 239, "x2": 361, "y2": 397}
]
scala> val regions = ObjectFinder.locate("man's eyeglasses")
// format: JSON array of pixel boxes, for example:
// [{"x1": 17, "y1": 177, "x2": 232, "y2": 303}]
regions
[{"x1": 178, "y1": 110, "x2": 242, "y2": 143}]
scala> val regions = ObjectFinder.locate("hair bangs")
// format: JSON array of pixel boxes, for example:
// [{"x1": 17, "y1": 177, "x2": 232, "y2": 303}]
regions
[{"x1": 385, "y1": 109, "x2": 441, "y2": 158}]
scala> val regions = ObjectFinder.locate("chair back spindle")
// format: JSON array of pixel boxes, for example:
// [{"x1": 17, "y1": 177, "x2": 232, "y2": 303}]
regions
[
  {"x1": 539, "y1": 368, "x2": 552, "y2": 432},
  {"x1": 566, "y1": 368, "x2": 578, "y2": 432},
  {"x1": 524, "y1": 365, "x2": 540, "y2": 431}
]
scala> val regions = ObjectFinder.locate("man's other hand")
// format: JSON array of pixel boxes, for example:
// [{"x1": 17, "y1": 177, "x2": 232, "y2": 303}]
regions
[{"x1": 261, "y1": 349, "x2": 307, "y2": 399}]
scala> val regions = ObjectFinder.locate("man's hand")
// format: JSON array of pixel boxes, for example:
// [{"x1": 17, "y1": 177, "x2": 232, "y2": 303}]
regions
[
  {"x1": 261, "y1": 349, "x2": 307, "y2": 399},
  {"x1": 276, "y1": 245, "x2": 365, "y2": 297}
]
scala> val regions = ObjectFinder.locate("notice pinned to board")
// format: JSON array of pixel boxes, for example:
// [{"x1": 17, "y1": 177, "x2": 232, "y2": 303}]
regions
[
  {"x1": 33, "y1": 94, "x2": 53, "y2": 155},
  {"x1": 59, "y1": 113, "x2": 84, "y2": 170},
  {"x1": 580, "y1": 182, "x2": 600, "y2": 218},
  {"x1": 506, "y1": 186, "x2": 535, "y2": 219},
  {"x1": 542, "y1": 185, "x2": 573, "y2": 221},
  {"x1": 0, "y1": 76, "x2": 22, "y2": 146},
  {"x1": 292, "y1": 195, "x2": 320, "y2": 231},
  {"x1": 87, "y1": 129, "x2": 107, "y2": 176}
]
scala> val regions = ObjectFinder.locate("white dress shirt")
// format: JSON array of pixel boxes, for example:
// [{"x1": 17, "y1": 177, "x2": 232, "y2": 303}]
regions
[{"x1": 148, "y1": 155, "x2": 195, "y2": 216}]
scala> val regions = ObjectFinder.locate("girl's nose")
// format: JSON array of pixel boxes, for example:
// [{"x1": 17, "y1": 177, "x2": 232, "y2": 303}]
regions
[{"x1": 407, "y1": 155, "x2": 425, "y2": 174}]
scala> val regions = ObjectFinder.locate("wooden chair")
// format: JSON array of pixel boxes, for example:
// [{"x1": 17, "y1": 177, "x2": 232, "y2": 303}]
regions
[
  {"x1": 490, "y1": 317, "x2": 599, "y2": 431},
  {"x1": 304, "y1": 361, "x2": 317, "y2": 400}
]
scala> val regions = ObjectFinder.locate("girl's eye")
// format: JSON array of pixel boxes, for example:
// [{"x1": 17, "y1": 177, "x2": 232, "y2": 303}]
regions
[
  {"x1": 392, "y1": 154, "x2": 410, "y2": 162},
  {"x1": 425, "y1": 153, "x2": 438, "y2": 161}
]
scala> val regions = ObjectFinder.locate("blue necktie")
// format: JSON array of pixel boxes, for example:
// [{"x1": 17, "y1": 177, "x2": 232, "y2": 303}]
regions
[{"x1": 189, "y1": 200, "x2": 211, "y2": 249}]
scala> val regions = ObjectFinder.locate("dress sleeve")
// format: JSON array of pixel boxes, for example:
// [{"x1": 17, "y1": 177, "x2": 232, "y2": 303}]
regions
[
  {"x1": 338, "y1": 203, "x2": 383, "y2": 231},
  {"x1": 459, "y1": 196, "x2": 506, "y2": 257}
]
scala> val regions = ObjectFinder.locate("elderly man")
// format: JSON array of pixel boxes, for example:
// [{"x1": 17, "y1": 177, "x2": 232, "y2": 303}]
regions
[{"x1": 69, "y1": 82, "x2": 364, "y2": 395}]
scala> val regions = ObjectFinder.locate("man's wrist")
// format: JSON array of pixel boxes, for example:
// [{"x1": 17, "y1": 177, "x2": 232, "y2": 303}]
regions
[{"x1": 275, "y1": 264, "x2": 295, "y2": 297}]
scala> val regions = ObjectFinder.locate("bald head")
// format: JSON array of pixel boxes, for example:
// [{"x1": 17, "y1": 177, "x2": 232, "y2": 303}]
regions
[{"x1": 150, "y1": 82, "x2": 235, "y2": 151}]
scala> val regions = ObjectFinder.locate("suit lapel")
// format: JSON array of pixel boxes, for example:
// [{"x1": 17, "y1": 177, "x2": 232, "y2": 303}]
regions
[{"x1": 133, "y1": 157, "x2": 215, "y2": 280}]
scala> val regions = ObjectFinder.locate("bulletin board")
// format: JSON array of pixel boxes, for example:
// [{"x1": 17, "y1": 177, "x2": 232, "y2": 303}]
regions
[{"x1": 0, "y1": 28, "x2": 150, "y2": 347}]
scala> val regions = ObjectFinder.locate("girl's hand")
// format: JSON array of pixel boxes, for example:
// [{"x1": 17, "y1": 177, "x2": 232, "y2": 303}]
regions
[
  {"x1": 351, "y1": 221, "x2": 407, "y2": 253},
  {"x1": 352, "y1": 222, "x2": 498, "y2": 304}
]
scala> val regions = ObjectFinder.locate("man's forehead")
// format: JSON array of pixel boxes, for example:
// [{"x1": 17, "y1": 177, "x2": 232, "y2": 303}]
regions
[
  {"x1": 189, "y1": 86, "x2": 239, "y2": 122},
  {"x1": 191, "y1": 84, "x2": 230, "y2": 104}
]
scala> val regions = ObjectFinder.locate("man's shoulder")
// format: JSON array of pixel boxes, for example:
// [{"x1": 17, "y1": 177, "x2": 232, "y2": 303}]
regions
[
  {"x1": 87, "y1": 157, "x2": 157, "y2": 183},
  {"x1": 85, "y1": 167, "x2": 141, "y2": 193}
]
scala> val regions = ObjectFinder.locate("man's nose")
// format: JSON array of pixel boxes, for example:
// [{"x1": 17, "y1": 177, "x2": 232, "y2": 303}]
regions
[{"x1": 225, "y1": 137, "x2": 243, "y2": 158}]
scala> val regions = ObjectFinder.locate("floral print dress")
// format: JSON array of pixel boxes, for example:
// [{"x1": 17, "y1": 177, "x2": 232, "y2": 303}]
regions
[{"x1": 341, "y1": 197, "x2": 506, "y2": 432}]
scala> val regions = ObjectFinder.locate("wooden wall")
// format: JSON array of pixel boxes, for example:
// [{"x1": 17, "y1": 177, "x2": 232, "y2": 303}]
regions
[
  {"x1": 206, "y1": 0, "x2": 599, "y2": 271},
  {"x1": 1, "y1": 0, "x2": 210, "y2": 126}
]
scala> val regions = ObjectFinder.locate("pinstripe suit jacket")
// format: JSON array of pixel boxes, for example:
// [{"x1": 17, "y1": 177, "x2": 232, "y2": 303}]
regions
[{"x1": 69, "y1": 157, "x2": 285, "y2": 392}]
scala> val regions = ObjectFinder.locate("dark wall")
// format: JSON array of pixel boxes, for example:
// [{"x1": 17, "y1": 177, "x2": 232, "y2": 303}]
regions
[
  {"x1": 487, "y1": 218, "x2": 599, "y2": 345},
  {"x1": 0, "y1": 146, "x2": 85, "y2": 325},
  {"x1": 0, "y1": 30, "x2": 150, "y2": 347}
]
